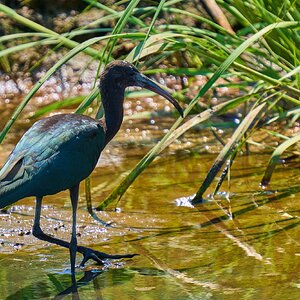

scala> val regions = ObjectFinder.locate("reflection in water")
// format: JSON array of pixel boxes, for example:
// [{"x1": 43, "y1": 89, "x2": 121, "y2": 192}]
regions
[
  {"x1": 53, "y1": 270, "x2": 103, "y2": 300},
  {"x1": 6, "y1": 266, "x2": 137, "y2": 300}
]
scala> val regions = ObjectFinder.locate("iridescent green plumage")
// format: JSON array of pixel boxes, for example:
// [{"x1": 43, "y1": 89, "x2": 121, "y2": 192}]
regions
[{"x1": 0, "y1": 114, "x2": 105, "y2": 207}]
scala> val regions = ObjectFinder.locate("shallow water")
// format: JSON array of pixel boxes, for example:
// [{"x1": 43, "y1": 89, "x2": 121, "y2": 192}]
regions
[
  {"x1": 0, "y1": 125, "x2": 300, "y2": 300},
  {"x1": 0, "y1": 89, "x2": 299, "y2": 299}
]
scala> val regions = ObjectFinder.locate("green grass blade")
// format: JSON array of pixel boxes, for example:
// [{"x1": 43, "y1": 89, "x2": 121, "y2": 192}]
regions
[
  {"x1": 192, "y1": 103, "x2": 266, "y2": 203},
  {"x1": 30, "y1": 96, "x2": 86, "y2": 119},
  {"x1": 231, "y1": 62, "x2": 300, "y2": 100},
  {"x1": 261, "y1": 134, "x2": 300, "y2": 187},
  {"x1": 132, "y1": 0, "x2": 165, "y2": 63},
  {"x1": 0, "y1": 29, "x2": 113, "y2": 44},
  {"x1": 103, "y1": 0, "x2": 141, "y2": 64},
  {"x1": 266, "y1": 107, "x2": 300, "y2": 125},
  {"x1": 75, "y1": 87, "x2": 100, "y2": 115},
  {"x1": 126, "y1": 32, "x2": 184, "y2": 62},
  {"x1": 0, "y1": 32, "x2": 51, "y2": 42},
  {"x1": 0, "y1": 39, "x2": 59, "y2": 58}
]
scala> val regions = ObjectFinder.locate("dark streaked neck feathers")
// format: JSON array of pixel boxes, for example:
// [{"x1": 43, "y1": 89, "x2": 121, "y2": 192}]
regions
[{"x1": 100, "y1": 64, "x2": 125, "y2": 145}]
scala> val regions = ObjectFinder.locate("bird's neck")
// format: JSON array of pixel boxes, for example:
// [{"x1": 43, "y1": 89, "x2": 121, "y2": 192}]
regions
[{"x1": 101, "y1": 83, "x2": 125, "y2": 145}]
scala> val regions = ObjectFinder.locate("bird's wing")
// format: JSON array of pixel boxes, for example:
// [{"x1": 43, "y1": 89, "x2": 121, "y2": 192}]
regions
[
  {"x1": 0, "y1": 155, "x2": 24, "y2": 182},
  {"x1": 1, "y1": 114, "x2": 105, "y2": 181},
  {"x1": 0, "y1": 114, "x2": 105, "y2": 205},
  {"x1": 0, "y1": 120, "x2": 61, "y2": 206},
  {"x1": 0, "y1": 118, "x2": 60, "y2": 183}
]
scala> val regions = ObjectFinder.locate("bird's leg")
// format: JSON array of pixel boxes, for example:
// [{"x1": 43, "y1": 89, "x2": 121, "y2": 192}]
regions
[
  {"x1": 32, "y1": 196, "x2": 71, "y2": 248},
  {"x1": 32, "y1": 196, "x2": 137, "y2": 268},
  {"x1": 69, "y1": 184, "x2": 79, "y2": 283}
]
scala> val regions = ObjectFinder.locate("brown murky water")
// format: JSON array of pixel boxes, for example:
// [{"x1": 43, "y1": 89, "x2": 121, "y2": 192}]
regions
[{"x1": 0, "y1": 99, "x2": 300, "y2": 299}]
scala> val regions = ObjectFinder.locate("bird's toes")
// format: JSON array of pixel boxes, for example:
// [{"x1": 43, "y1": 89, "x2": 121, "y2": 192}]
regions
[
  {"x1": 79, "y1": 248, "x2": 138, "y2": 267},
  {"x1": 89, "y1": 252, "x2": 105, "y2": 265},
  {"x1": 79, "y1": 249, "x2": 105, "y2": 267}
]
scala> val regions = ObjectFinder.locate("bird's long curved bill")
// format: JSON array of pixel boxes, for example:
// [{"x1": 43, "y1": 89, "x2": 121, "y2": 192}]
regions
[{"x1": 137, "y1": 73, "x2": 184, "y2": 117}]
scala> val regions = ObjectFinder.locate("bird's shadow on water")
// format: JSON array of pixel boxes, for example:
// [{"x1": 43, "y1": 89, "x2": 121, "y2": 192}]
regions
[
  {"x1": 52, "y1": 269, "x2": 103, "y2": 300},
  {"x1": 5, "y1": 265, "x2": 136, "y2": 300}
]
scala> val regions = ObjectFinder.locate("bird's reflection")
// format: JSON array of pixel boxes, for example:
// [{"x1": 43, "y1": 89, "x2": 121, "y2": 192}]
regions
[
  {"x1": 51, "y1": 264, "x2": 136, "y2": 300},
  {"x1": 53, "y1": 269, "x2": 103, "y2": 300},
  {"x1": 5, "y1": 263, "x2": 137, "y2": 299}
]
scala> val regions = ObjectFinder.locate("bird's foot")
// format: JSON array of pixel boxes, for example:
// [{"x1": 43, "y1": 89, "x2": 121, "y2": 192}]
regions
[{"x1": 77, "y1": 246, "x2": 138, "y2": 267}]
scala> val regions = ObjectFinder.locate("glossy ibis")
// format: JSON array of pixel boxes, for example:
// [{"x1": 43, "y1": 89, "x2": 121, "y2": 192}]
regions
[{"x1": 0, "y1": 60, "x2": 183, "y2": 276}]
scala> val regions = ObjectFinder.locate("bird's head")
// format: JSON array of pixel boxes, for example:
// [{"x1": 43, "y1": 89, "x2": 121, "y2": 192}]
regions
[{"x1": 100, "y1": 60, "x2": 183, "y2": 117}]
